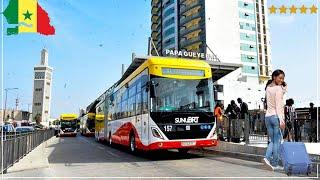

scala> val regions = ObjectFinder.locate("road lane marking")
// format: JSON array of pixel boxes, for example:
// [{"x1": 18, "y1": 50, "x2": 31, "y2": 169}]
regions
[
  {"x1": 104, "y1": 149, "x2": 121, "y2": 158},
  {"x1": 78, "y1": 135, "x2": 121, "y2": 158}
]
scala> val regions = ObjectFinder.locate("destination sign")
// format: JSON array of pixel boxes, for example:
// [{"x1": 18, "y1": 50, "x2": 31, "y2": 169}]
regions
[{"x1": 162, "y1": 68, "x2": 205, "y2": 77}]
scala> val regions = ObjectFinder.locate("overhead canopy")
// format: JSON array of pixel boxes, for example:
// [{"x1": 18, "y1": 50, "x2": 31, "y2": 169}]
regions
[
  {"x1": 119, "y1": 56, "x2": 242, "y2": 84},
  {"x1": 117, "y1": 56, "x2": 147, "y2": 85},
  {"x1": 205, "y1": 60, "x2": 242, "y2": 82},
  {"x1": 86, "y1": 100, "x2": 100, "y2": 113}
]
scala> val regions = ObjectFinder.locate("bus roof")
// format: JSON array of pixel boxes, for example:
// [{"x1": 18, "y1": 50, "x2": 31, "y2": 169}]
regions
[
  {"x1": 95, "y1": 114, "x2": 104, "y2": 120},
  {"x1": 60, "y1": 114, "x2": 78, "y2": 120},
  {"x1": 118, "y1": 56, "x2": 212, "y2": 88},
  {"x1": 87, "y1": 113, "x2": 95, "y2": 119}
]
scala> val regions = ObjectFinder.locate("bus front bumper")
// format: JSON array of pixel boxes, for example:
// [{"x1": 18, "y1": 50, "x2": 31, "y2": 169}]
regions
[
  {"x1": 58, "y1": 132, "x2": 77, "y2": 137},
  {"x1": 146, "y1": 138, "x2": 218, "y2": 150}
]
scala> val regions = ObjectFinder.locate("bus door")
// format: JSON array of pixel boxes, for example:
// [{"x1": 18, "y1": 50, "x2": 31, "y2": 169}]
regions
[
  {"x1": 140, "y1": 86, "x2": 149, "y2": 145},
  {"x1": 104, "y1": 100, "x2": 109, "y2": 140}
]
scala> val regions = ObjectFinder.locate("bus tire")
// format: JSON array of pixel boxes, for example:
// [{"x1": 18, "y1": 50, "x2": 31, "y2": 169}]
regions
[{"x1": 129, "y1": 133, "x2": 136, "y2": 153}]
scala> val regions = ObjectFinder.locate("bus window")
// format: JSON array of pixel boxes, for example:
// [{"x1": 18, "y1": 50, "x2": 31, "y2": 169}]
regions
[
  {"x1": 142, "y1": 89, "x2": 148, "y2": 114},
  {"x1": 136, "y1": 92, "x2": 142, "y2": 115},
  {"x1": 128, "y1": 96, "x2": 136, "y2": 117},
  {"x1": 121, "y1": 100, "x2": 128, "y2": 118},
  {"x1": 136, "y1": 80, "x2": 141, "y2": 93}
]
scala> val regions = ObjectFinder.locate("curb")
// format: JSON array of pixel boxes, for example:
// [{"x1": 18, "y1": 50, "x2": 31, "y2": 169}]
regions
[{"x1": 200, "y1": 141, "x2": 319, "y2": 173}]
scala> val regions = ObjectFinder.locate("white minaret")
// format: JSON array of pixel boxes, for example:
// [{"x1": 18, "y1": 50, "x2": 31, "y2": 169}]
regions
[{"x1": 32, "y1": 49, "x2": 53, "y2": 124}]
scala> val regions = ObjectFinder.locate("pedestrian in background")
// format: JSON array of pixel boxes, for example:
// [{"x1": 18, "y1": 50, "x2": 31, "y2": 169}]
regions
[
  {"x1": 214, "y1": 102, "x2": 224, "y2": 141},
  {"x1": 284, "y1": 98, "x2": 296, "y2": 142},
  {"x1": 263, "y1": 69, "x2": 287, "y2": 171},
  {"x1": 237, "y1": 98, "x2": 249, "y2": 143},
  {"x1": 309, "y1": 102, "x2": 317, "y2": 142},
  {"x1": 225, "y1": 100, "x2": 240, "y2": 142}
]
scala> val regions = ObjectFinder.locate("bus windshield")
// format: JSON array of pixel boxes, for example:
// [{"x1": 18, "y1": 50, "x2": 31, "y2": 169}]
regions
[
  {"x1": 60, "y1": 120, "x2": 76, "y2": 129},
  {"x1": 150, "y1": 75, "x2": 214, "y2": 112}
]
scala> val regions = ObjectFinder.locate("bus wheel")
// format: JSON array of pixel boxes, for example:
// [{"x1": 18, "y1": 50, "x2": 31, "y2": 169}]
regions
[
  {"x1": 129, "y1": 134, "x2": 136, "y2": 153},
  {"x1": 178, "y1": 149, "x2": 190, "y2": 155}
]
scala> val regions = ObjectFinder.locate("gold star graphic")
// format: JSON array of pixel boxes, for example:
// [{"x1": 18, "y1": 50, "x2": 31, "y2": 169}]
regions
[
  {"x1": 310, "y1": 5, "x2": 318, "y2": 14},
  {"x1": 269, "y1": 5, "x2": 277, "y2": 14},
  {"x1": 279, "y1": 5, "x2": 287, "y2": 14},
  {"x1": 300, "y1": 5, "x2": 307, "y2": 14},
  {"x1": 290, "y1": 5, "x2": 297, "y2": 14}
]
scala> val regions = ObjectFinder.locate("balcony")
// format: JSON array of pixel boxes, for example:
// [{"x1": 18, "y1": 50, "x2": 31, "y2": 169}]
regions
[
  {"x1": 152, "y1": 0, "x2": 161, "y2": 7},
  {"x1": 152, "y1": 7, "x2": 160, "y2": 15},
  {"x1": 151, "y1": 15, "x2": 159, "y2": 23},
  {"x1": 180, "y1": 34, "x2": 204, "y2": 48},
  {"x1": 180, "y1": 1, "x2": 202, "y2": 15},
  {"x1": 180, "y1": 11, "x2": 203, "y2": 26},
  {"x1": 152, "y1": 30, "x2": 160, "y2": 40},
  {"x1": 180, "y1": 22, "x2": 204, "y2": 37}
]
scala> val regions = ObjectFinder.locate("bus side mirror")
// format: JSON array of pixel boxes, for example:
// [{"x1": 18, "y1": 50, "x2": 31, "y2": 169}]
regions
[{"x1": 147, "y1": 81, "x2": 157, "y2": 98}]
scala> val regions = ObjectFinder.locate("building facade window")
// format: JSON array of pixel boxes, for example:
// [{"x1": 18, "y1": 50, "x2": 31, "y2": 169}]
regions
[
  {"x1": 164, "y1": 27, "x2": 175, "y2": 37},
  {"x1": 164, "y1": 37, "x2": 175, "y2": 47},
  {"x1": 242, "y1": 65, "x2": 259, "y2": 74},
  {"x1": 241, "y1": 54, "x2": 258, "y2": 63},
  {"x1": 34, "y1": 103, "x2": 42, "y2": 106},
  {"x1": 239, "y1": 12, "x2": 255, "y2": 21},
  {"x1": 163, "y1": 7, "x2": 175, "y2": 18},
  {"x1": 35, "y1": 88, "x2": 43, "y2": 92},
  {"x1": 240, "y1": 43, "x2": 257, "y2": 52},
  {"x1": 238, "y1": 1, "x2": 254, "y2": 10},
  {"x1": 34, "y1": 72, "x2": 45, "y2": 79},
  {"x1": 239, "y1": 22, "x2": 255, "y2": 31},
  {"x1": 240, "y1": 33, "x2": 256, "y2": 42},
  {"x1": 163, "y1": 0, "x2": 174, "y2": 9},
  {"x1": 164, "y1": 17, "x2": 175, "y2": 27}
]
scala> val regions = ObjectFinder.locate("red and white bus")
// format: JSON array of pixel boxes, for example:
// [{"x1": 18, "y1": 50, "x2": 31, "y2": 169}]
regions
[{"x1": 88, "y1": 56, "x2": 218, "y2": 153}]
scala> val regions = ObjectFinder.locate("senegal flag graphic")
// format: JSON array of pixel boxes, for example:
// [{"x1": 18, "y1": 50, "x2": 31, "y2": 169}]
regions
[{"x1": 3, "y1": 0, "x2": 55, "y2": 35}]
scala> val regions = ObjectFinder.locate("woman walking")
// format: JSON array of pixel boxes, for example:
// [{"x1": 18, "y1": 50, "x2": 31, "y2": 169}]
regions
[{"x1": 263, "y1": 69, "x2": 287, "y2": 171}]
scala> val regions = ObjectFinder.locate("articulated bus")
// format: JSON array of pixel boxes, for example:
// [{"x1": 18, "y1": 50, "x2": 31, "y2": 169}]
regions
[
  {"x1": 90, "y1": 56, "x2": 218, "y2": 153},
  {"x1": 80, "y1": 112, "x2": 95, "y2": 136},
  {"x1": 58, "y1": 114, "x2": 78, "y2": 137}
]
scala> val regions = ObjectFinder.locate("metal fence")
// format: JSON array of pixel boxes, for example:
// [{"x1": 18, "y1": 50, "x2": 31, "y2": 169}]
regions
[
  {"x1": 0, "y1": 129, "x2": 54, "y2": 173},
  {"x1": 219, "y1": 111, "x2": 316, "y2": 144}
]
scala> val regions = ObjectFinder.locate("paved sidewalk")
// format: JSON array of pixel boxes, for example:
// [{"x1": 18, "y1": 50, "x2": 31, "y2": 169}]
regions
[
  {"x1": 4, "y1": 137, "x2": 56, "y2": 178},
  {"x1": 204, "y1": 141, "x2": 320, "y2": 174}
]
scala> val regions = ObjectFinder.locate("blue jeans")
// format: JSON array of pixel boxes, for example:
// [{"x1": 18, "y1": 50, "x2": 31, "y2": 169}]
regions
[{"x1": 265, "y1": 115, "x2": 282, "y2": 167}]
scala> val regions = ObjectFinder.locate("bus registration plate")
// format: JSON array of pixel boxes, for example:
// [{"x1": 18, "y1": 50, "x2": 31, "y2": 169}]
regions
[{"x1": 181, "y1": 141, "x2": 196, "y2": 146}]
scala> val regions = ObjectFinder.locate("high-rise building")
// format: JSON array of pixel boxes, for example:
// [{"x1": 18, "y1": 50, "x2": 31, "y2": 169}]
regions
[
  {"x1": 151, "y1": 0, "x2": 272, "y2": 109},
  {"x1": 32, "y1": 49, "x2": 53, "y2": 123}
]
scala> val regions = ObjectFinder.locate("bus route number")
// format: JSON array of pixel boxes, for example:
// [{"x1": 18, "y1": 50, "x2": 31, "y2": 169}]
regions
[{"x1": 164, "y1": 125, "x2": 173, "y2": 132}]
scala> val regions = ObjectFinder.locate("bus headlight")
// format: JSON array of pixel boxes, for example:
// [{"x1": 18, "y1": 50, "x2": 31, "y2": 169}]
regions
[{"x1": 151, "y1": 127, "x2": 164, "y2": 140}]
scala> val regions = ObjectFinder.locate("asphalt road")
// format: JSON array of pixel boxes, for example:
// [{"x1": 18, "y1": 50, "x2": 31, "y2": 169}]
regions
[{"x1": 4, "y1": 135, "x2": 316, "y2": 179}]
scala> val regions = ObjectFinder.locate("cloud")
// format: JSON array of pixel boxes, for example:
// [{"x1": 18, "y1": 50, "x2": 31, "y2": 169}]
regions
[{"x1": 269, "y1": 15, "x2": 296, "y2": 24}]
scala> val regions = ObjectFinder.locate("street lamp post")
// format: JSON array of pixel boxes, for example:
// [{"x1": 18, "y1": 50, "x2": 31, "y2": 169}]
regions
[{"x1": 2, "y1": 88, "x2": 18, "y2": 124}]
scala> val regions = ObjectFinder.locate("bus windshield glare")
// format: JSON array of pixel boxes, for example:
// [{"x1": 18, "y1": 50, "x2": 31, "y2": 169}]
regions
[
  {"x1": 60, "y1": 120, "x2": 76, "y2": 128},
  {"x1": 150, "y1": 75, "x2": 214, "y2": 112}
]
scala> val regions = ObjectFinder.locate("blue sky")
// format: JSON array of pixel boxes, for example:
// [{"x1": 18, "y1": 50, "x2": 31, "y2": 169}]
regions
[{"x1": 1, "y1": 0, "x2": 319, "y2": 118}]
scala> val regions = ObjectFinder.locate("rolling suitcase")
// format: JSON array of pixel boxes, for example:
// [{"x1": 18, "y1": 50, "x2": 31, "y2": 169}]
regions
[{"x1": 280, "y1": 142, "x2": 312, "y2": 176}]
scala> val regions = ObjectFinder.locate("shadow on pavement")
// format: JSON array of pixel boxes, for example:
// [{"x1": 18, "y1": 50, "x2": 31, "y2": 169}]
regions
[{"x1": 47, "y1": 136, "x2": 204, "y2": 165}]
